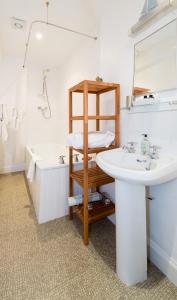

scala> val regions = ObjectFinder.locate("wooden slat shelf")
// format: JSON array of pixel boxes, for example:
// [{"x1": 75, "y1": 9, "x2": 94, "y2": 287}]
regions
[
  {"x1": 71, "y1": 115, "x2": 117, "y2": 121},
  {"x1": 70, "y1": 166, "x2": 114, "y2": 188},
  {"x1": 69, "y1": 80, "x2": 119, "y2": 94},
  {"x1": 72, "y1": 145, "x2": 116, "y2": 154},
  {"x1": 70, "y1": 115, "x2": 117, "y2": 121},
  {"x1": 74, "y1": 200, "x2": 115, "y2": 224},
  {"x1": 133, "y1": 86, "x2": 150, "y2": 96}
]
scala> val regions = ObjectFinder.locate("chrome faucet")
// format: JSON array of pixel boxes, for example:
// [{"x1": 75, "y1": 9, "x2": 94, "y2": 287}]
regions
[
  {"x1": 145, "y1": 156, "x2": 152, "y2": 171},
  {"x1": 123, "y1": 142, "x2": 136, "y2": 153},
  {"x1": 73, "y1": 154, "x2": 79, "y2": 162},
  {"x1": 149, "y1": 145, "x2": 160, "y2": 159},
  {"x1": 59, "y1": 155, "x2": 65, "y2": 164},
  {"x1": 137, "y1": 155, "x2": 153, "y2": 171},
  {"x1": 145, "y1": 145, "x2": 160, "y2": 170},
  {"x1": 136, "y1": 145, "x2": 160, "y2": 171}
]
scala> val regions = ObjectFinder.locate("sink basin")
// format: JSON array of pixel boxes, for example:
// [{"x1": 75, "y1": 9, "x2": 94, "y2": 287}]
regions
[
  {"x1": 96, "y1": 148, "x2": 177, "y2": 286},
  {"x1": 96, "y1": 148, "x2": 177, "y2": 186}
]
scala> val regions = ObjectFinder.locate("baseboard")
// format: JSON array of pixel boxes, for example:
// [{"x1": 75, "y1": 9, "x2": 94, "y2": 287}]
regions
[
  {"x1": 148, "y1": 238, "x2": 177, "y2": 286},
  {"x1": 0, "y1": 163, "x2": 25, "y2": 174},
  {"x1": 108, "y1": 214, "x2": 116, "y2": 225}
]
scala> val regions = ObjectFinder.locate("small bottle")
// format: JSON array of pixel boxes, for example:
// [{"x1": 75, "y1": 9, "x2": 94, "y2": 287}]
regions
[{"x1": 141, "y1": 134, "x2": 150, "y2": 155}]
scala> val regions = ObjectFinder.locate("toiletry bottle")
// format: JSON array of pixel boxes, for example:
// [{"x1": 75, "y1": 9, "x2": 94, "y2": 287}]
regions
[{"x1": 141, "y1": 134, "x2": 150, "y2": 155}]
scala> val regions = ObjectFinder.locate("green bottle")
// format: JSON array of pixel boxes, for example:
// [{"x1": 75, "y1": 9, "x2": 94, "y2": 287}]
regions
[{"x1": 141, "y1": 134, "x2": 150, "y2": 155}]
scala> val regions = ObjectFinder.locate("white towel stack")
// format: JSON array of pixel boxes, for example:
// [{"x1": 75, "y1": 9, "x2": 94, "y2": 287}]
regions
[{"x1": 67, "y1": 131, "x2": 115, "y2": 149}]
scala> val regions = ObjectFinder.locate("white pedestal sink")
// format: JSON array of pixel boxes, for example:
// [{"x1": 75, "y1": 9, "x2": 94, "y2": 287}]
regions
[{"x1": 96, "y1": 148, "x2": 177, "y2": 286}]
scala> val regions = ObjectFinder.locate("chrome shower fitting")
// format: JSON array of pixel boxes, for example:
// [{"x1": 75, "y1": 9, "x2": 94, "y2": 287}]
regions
[{"x1": 38, "y1": 69, "x2": 52, "y2": 119}]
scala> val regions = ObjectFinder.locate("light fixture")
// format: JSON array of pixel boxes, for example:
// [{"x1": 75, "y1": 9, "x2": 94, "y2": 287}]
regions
[
  {"x1": 35, "y1": 32, "x2": 43, "y2": 40},
  {"x1": 129, "y1": 0, "x2": 177, "y2": 36}
]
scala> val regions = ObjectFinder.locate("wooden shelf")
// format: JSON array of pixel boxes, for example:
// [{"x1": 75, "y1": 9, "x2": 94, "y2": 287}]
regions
[
  {"x1": 70, "y1": 166, "x2": 114, "y2": 188},
  {"x1": 72, "y1": 145, "x2": 116, "y2": 154},
  {"x1": 70, "y1": 115, "x2": 117, "y2": 121},
  {"x1": 74, "y1": 200, "x2": 115, "y2": 224},
  {"x1": 133, "y1": 86, "x2": 150, "y2": 96},
  {"x1": 69, "y1": 79, "x2": 120, "y2": 245},
  {"x1": 69, "y1": 80, "x2": 119, "y2": 94}
]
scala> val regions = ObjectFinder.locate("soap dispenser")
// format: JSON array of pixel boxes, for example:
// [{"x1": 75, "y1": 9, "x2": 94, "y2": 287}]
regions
[{"x1": 141, "y1": 134, "x2": 150, "y2": 155}]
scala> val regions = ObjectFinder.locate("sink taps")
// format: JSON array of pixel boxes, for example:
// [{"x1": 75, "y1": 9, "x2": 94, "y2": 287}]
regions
[
  {"x1": 145, "y1": 155, "x2": 152, "y2": 171},
  {"x1": 149, "y1": 145, "x2": 160, "y2": 159},
  {"x1": 123, "y1": 142, "x2": 136, "y2": 153},
  {"x1": 137, "y1": 155, "x2": 153, "y2": 171},
  {"x1": 59, "y1": 155, "x2": 65, "y2": 164},
  {"x1": 73, "y1": 154, "x2": 79, "y2": 162},
  {"x1": 145, "y1": 145, "x2": 160, "y2": 170},
  {"x1": 136, "y1": 145, "x2": 160, "y2": 171}
]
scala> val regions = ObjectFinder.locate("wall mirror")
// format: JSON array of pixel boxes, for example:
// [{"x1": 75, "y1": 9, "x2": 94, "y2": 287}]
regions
[{"x1": 133, "y1": 19, "x2": 177, "y2": 100}]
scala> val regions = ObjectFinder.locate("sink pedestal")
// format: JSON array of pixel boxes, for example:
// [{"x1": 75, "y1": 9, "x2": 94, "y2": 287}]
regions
[{"x1": 115, "y1": 180, "x2": 147, "y2": 286}]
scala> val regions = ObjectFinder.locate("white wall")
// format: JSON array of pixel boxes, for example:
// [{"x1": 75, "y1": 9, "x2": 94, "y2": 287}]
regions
[
  {"x1": 26, "y1": 66, "x2": 64, "y2": 145},
  {"x1": 53, "y1": 38, "x2": 100, "y2": 145},
  {"x1": 0, "y1": 56, "x2": 26, "y2": 173},
  {"x1": 0, "y1": 47, "x2": 2, "y2": 63},
  {"x1": 0, "y1": 56, "x2": 61, "y2": 172},
  {"x1": 0, "y1": 37, "x2": 99, "y2": 173},
  {"x1": 26, "y1": 37, "x2": 100, "y2": 148},
  {"x1": 96, "y1": 0, "x2": 177, "y2": 286}
]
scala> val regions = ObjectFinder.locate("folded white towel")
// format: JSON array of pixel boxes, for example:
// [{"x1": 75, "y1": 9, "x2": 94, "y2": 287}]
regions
[
  {"x1": 67, "y1": 131, "x2": 115, "y2": 149},
  {"x1": 3, "y1": 107, "x2": 9, "y2": 126},
  {"x1": 27, "y1": 155, "x2": 42, "y2": 182},
  {"x1": 0, "y1": 120, "x2": 8, "y2": 142}
]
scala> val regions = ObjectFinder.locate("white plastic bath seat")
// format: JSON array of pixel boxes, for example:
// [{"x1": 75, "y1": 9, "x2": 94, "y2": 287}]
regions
[{"x1": 96, "y1": 148, "x2": 177, "y2": 286}]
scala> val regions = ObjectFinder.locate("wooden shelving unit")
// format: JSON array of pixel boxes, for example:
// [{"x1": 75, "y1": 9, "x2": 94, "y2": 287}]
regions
[
  {"x1": 70, "y1": 165, "x2": 114, "y2": 189},
  {"x1": 69, "y1": 80, "x2": 120, "y2": 245},
  {"x1": 74, "y1": 200, "x2": 115, "y2": 224},
  {"x1": 72, "y1": 145, "x2": 116, "y2": 154}
]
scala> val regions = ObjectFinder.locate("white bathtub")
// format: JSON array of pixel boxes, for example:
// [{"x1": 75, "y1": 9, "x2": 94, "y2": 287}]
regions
[{"x1": 25, "y1": 143, "x2": 82, "y2": 224}]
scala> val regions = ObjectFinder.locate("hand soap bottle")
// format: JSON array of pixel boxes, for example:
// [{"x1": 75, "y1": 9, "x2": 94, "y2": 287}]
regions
[{"x1": 141, "y1": 134, "x2": 150, "y2": 155}]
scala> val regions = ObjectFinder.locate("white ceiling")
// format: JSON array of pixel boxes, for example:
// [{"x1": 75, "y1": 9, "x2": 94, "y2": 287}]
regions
[{"x1": 0, "y1": 0, "x2": 98, "y2": 68}]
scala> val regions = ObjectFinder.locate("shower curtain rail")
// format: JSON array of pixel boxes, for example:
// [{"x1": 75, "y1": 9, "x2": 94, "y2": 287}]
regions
[{"x1": 22, "y1": 20, "x2": 98, "y2": 68}]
